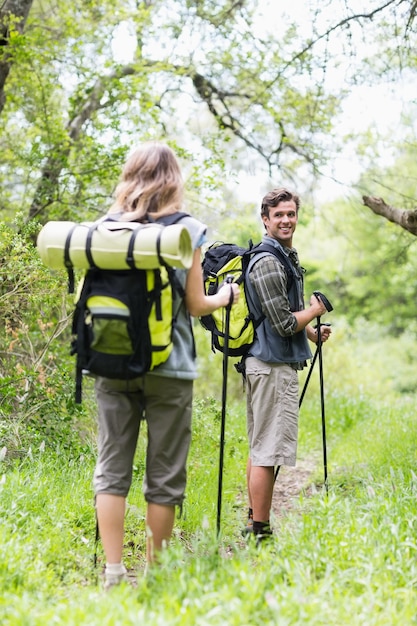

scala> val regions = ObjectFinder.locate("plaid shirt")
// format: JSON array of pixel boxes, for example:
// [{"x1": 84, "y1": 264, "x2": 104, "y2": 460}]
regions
[{"x1": 249, "y1": 249, "x2": 302, "y2": 337}]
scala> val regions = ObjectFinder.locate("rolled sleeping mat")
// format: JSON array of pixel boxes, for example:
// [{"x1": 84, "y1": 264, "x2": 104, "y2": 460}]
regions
[{"x1": 36, "y1": 219, "x2": 193, "y2": 270}]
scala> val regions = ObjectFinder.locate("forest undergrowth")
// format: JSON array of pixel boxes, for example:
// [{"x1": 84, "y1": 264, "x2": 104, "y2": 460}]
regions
[
  {"x1": 1, "y1": 227, "x2": 417, "y2": 623},
  {"x1": 1, "y1": 319, "x2": 417, "y2": 625}
]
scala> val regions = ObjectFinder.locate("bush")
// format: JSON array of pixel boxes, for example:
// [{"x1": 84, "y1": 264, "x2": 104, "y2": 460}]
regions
[{"x1": 0, "y1": 217, "x2": 96, "y2": 455}]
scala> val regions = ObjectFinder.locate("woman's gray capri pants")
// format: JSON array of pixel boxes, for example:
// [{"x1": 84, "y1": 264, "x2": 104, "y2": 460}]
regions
[{"x1": 93, "y1": 375, "x2": 193, "y2": 506}]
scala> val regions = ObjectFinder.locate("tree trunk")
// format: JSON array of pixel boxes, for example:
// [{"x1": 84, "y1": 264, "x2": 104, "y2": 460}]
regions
[{"x1": 27, "y1": 64, "x2": 136, "y2": 222}]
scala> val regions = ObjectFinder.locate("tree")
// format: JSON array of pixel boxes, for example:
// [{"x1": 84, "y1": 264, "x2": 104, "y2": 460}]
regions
[
  {"x1": 0, "y1": 0, "x2": 33, "y2": 114},
  {"x1": 0, "y1": 0, "x2": 415, "y2": 226},
  {"x1": 299, "y1": 190, "x2": 417, "y2": 334},
  {"x1": 2, "y1": 0, "x2": 417, "y2": 436}
]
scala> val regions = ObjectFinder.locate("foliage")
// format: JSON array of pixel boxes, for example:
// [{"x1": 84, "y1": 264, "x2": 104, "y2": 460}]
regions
[
  {"x1": 1, "y1": 3, "x2": 417, "y2": 617},
  {"x1": 1, "y1": 329, "x2": 417, "y2": 624},
  {"x1": 1, "y1": 0, "x2": 414, "y2": 228},
  {"x1": 297, "y1": 193, "x2": 417, "y2": 334},
  {"x1": 0, "y1": 218, "x2": 96, "y2": 455}
]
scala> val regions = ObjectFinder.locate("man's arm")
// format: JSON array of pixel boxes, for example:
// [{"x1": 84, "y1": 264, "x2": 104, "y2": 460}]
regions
[
  {"x1": 306, "y1": 322, "x2": 332, "y2": 344},
  {"x1": 250, "y1": 256, "x2": 327, "y2": 337}
]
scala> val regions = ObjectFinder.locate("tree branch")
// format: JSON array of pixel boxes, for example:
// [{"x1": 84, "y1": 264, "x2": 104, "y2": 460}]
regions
[
  {"x1": 362, "y1": 195, "x2": 417, "y2": 236},
  {"x1": 288, "y1": 0, "x2": 403, "y2": 67},
  {"x1": 191, "y1": 69, "x2": 316, "y2": 171}
]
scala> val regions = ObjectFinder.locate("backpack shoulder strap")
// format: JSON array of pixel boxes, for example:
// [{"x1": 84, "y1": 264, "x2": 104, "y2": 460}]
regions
[
  {"x1": 247, "y1": 242, "x2": 295, "y2": 290},
  {"x1": 151, "y1": 211, "x2": 191, "y2": 226},
  {"x1": 148, "y1": 212, "x2": 191, "y2": 280},
  {"x1": 71, "y1": 269, "x2": 94, "y2": 404},
  {"x1": 153, "y1": 212, "x2": 195, "y2": 354},
  {"x1": 157, "y1": 213, "x2": 189, "y2": 297}
]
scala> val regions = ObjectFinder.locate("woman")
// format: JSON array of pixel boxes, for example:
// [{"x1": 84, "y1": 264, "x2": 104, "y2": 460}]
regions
[{"x1": 94, "y1": 141, "x2": 239, "y2": 589}]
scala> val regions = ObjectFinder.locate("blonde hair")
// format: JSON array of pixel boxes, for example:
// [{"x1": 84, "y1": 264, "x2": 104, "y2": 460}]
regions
[{"x1": 108, "y1": 142, "x2": 184, "y2": 221}]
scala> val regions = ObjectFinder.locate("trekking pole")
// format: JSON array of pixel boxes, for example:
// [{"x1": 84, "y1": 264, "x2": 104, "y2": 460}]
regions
[
  {"x1": 274, "y1": 314, "x2": 332, "y2": 485},
  {"x1": 313, "y1": 291, "x2": 333, "y2": 495},
  {"x1": 274, "y1": 348, "x2": 320, "y2": 483},
  {"x1": 298, "y1": 321, "x2": 332, "y2": 409},
  {"x1": 316, "y1": 316, "x2": 328, "y2": 493},
  {"x1": 217, "y1": 275, "x2": 234, "y2": 537},
  {"x1": 299, "y1": 348, "x2": 319, "y2": 408}
]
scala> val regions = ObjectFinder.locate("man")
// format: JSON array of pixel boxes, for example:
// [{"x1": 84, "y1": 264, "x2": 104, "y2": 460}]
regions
[{"x1": 243, "y1": 187, "x2": 331, "y2": 543}]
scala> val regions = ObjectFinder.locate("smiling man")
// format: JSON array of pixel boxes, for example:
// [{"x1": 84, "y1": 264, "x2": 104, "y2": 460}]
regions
[{"x1": 242, "y1": 187, "x2": 331, "y2": 544}]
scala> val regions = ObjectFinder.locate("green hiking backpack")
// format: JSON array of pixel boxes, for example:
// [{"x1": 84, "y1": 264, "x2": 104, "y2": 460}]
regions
[
  {"x1": 199, "y1": 241, "x2": 294, "y2": 357},
  {"x1": 70, "y1": 212, "x2": 192, "y2": 403}
]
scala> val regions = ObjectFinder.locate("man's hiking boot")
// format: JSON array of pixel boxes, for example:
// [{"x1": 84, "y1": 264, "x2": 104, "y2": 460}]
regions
[
  {"x1": 242, "y1": 512, "x2": 274, "y2": 545},
  {"x1": 252, "y1": 521, "x2": 273, "y2": 548},
  {"x1": 255, "y1": 529, "x2": 273, "y2": 548}
]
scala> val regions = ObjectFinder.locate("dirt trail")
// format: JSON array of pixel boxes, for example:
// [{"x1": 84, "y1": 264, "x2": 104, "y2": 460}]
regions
[{"x1": 271, "y1": 458, "x2": 318, "y2": 518}]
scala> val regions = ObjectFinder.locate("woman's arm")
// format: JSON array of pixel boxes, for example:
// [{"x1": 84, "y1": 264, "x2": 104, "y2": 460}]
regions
[{"x1": 185, "y1": 248, "x2": 240, "y2": 317}]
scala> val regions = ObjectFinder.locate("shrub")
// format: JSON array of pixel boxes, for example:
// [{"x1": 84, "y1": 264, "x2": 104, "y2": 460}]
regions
[{"x1": 0, "y1": 217, "x2": 95, "y2": 455}]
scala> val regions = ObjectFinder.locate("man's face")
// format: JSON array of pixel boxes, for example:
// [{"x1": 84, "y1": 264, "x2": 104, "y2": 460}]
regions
[{"x1": 262, "y1": 200, "x2": 298, "y2": 247}]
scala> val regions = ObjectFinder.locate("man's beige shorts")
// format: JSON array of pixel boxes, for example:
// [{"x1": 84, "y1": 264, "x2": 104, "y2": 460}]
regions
[{"x1": 245, "y1": 357, "x2": 299, "y2": 467}]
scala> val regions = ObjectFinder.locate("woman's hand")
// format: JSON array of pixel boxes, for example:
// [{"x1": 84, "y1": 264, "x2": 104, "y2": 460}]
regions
[{"x1": 216, "y1": 281, "x2": 240, "y2": 308}]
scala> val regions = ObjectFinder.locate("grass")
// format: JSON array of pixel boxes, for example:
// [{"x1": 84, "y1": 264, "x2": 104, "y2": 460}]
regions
[{"x1": 1, "y1": 325, "x2": 417, "y2": 624}]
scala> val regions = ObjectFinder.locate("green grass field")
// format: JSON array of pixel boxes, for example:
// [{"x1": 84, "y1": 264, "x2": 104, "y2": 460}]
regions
[{"x1": 1, "y1": 324, "x2": 417, "y2": 625}]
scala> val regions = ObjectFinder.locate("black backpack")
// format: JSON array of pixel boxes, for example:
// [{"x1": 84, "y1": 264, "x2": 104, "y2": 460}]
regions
[
  {"x1": 199, "y1": 241, "x2": 294, "y2": 357},
  {"x1": 71, "y1": 213, "x2": 191, "y2": 403}
]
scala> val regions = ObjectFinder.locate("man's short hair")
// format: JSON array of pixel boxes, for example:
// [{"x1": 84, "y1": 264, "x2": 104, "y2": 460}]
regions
[{"x1": 261, "y1": 188, "x2": 300, "y2": 219}]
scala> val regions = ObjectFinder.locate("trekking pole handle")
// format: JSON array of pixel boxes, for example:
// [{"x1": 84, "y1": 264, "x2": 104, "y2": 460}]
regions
[
  {"x1": 313, "y1": 291, "x2": 333, "y2": 312},
  {"x1": 226, "y1": 274, "x2": 234, "y2": 308}
]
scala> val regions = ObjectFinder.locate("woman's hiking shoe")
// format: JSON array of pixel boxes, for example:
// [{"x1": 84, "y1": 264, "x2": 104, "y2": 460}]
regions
[
  {"x1": 103, "y1": 564, "x2": 129, "y2": 591},
  {"x1": 103, "y1": 572, "x2": 129, "y2": 591}
]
